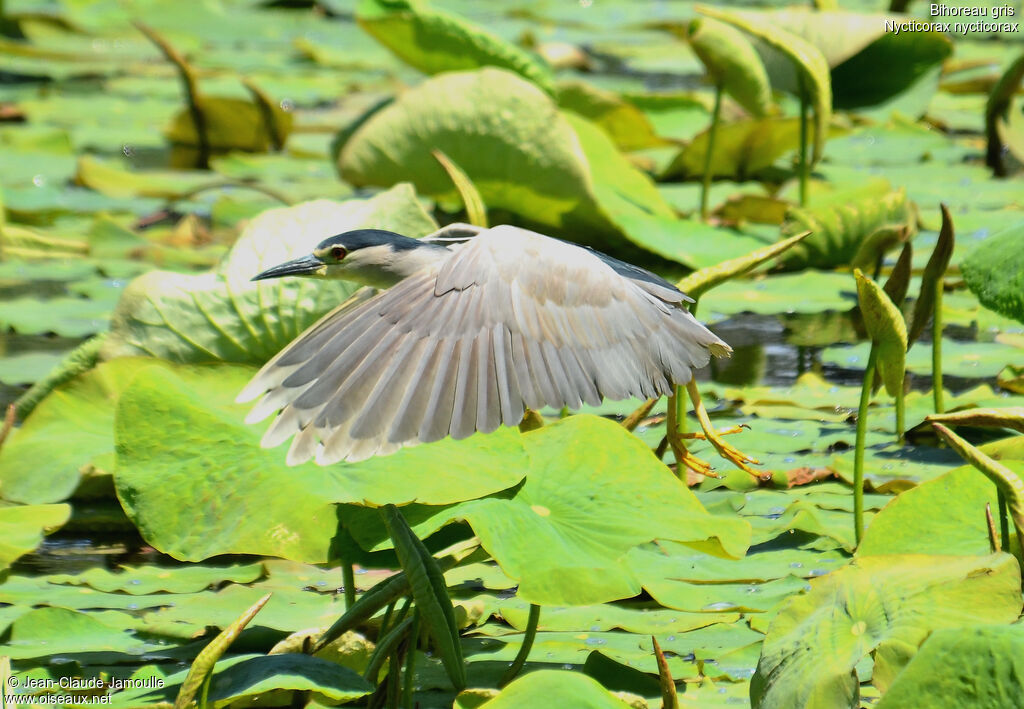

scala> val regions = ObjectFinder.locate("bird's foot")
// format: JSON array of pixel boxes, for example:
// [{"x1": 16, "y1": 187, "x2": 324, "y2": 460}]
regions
[
  {"x1": 680, "y1": 423, "x2": 750, "y2": 440},
  {"x1": 685, "y1": 380, "x2": 766, "y2": 481}
]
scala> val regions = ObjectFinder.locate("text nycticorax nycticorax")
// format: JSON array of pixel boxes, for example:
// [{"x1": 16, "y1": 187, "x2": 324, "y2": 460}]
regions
[{"x1": 238, "y1": 223, "x2": 759, "y2": 475}]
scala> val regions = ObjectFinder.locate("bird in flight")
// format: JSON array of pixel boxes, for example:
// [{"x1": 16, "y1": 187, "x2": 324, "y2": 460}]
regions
[{"x1": 238, "y1": 223, "x2": 760, "y2": 477}]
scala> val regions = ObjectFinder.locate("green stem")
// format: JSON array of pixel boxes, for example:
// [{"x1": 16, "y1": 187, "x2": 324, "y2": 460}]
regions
[
  {"x1": 699, "y1": 83, "x2": 723, "y2": 221},
  {"x1": 854, "y1": 344, "x2": 879, "y2": 546},
  {"x1": 932, "y1": 277, "x2": 945, "y2": 413},
  {"x1": 402, "y1": 611, "x2": 419, "y2": 709},
  {"x1": 499, "y1": 604, "x2": 541, "y2": 687},
  {"x1": 343, "y1": 560, "x2": 356, "y2": 611},
  {"x1": 895, "y1": 380, "x2": 905, "y2": 445},
  {"x1": 998, "y1": 490, "x2": 1010, "y2": 553},
  {"x1": 798, "y1": 81, "x2": 809, "y2": 208},
  {"x1": 674, "y1": 384, "x2": 687, "y2": 436}
]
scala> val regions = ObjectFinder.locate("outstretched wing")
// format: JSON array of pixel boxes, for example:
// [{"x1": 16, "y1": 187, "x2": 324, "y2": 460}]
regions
[{"x1": 238, "y1": 225, "x2": 731, "y2": 465}]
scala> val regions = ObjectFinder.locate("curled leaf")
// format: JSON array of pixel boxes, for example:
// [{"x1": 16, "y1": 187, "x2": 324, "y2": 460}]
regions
[
  {"x1": 853, "y1": 269, "x2": 908, "y2": 397},
  {"x1": 927, "y1": 408, "x2": 1024, "y2": 435},
  {"x1": 685, "y1": 17, "x2": 772, "y2": 117}
]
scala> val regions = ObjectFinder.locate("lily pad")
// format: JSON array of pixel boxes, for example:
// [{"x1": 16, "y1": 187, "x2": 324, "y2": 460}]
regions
[
  {"x1": 337, "y1": 67, "x2": 682, "y2": 260},
  {"x1": 479, "y1": 669, "x2": 633, "y2": 709},
  {"x1": 0, "y1": 503, "x2": 71, "y2": 571},
  {"x1": 356, "y1": 0, "x2": 553, "y2": 92},
  {"x1": 752, "y1": 553, "x2": 1022, "y2": 707},
  {"x1": 100, "y1": 185, "x2": 436, "y2": 364},
  {"x1": 876, "y1": 625, "x2": 1024, "y2": 708},
  {"x1": 858, "y1": 463, "x2": 1008, "y2": 557},
  {"x1": 962, "y1": 220, "x2": 1024, "y2": 325},
  {"x1": 114, "y1": 363, "x2": 527, "y2": 562},
  {"x1": 44, "y1": 562, "x2": 265, "y2": 595}
]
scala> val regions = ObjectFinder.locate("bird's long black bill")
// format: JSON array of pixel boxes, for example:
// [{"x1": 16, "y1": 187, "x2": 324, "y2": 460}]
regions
[{"x1": 251, "y1": 254, "x2": 326, "y2": 281}]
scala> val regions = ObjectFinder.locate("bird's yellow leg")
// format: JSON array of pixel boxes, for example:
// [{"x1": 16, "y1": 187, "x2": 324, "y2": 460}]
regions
[
  {"x1": 680, "y1": 424, "x2": 749, "y2": 440},
  {"x1": 685, "y1": 379, "x2": 762, "y2": 477},
  {"x1": 666, "y1": 390, "x2": 717, "y2": 478}
]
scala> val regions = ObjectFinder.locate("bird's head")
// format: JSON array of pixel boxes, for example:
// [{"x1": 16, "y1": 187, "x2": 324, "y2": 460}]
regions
[{"x1": 252, "y1": 228, "x2": 446, "y2": 288}]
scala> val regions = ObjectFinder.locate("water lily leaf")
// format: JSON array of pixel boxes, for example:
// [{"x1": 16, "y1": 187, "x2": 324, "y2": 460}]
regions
[
  {"x1": 5, "y1": 606, "x2": 150, "y2": 659},
  {"x1": 697, "y1": 5, "x2": 831, "y2": 164},
  {"x1": 113, "y1": 363, "x2": 527, "y2": 562},
  {"x1": 102, "y1": 653, "x2": 372, "y2": 708},
  {"x1": 0, "y1": 503, "x2": 70, "y2": 571},
  {"x1": 854, "y1": 269, "x2": 907, "y2": 398},
  {"x1": 663, "y1": 117, "x2": 813, "y2": 180},
  {"x1": 337, "y1": 68, "x2": 678, "y2": 258},
  {"x1": 555, "y1": 80, "x2": 668, "y2": 151},
  {"x1": 685, "y1": 17, "x2": 772, "y2": 117},
  {"x1": 962, "y1": 220, "x2": 1024, "y2": 325},
  {"x1": 779, "y1": 187, "x2": 914, "y2": 270},
  {"x1": 479, "y1": 670, "x2": 633, "y2": 709},
  {"x1": 751, "y1": 553, "x2": 1022, "y2": 708},
  {"x1": 345, "y1": 416, "x2": 750, "y2": 606},
  {"x1": 76, "y1": 155, "x2": 212, "y2": 199},
  {"x1": 165, "y1": 95, "x2": 293, "y2": 162},
  {"x1": 858, "y1": 463, "x2": 1010, "y2": 557},
  {"x1": 100, "y1": 186, "x2": 436, "y2": 364},
  {"x1": 677, "y1": 230, "x2": 809, "y2": 301},
  {"x1": 823, "y1": 339, "x2": 1021, "y2": 380},
  {"x1": 0, "y1": 295, "x2": 112, "y2": 337},
  {"x1": 356, "y1": 0, "x2": 553, "y2": 93},
  {"x1": 44, "y1": 562, "x2": 264, "y2": 595},
  {"x1": 0, "y1": 358, "x2": 161, "y2": 504},
  {"x1": 703, "y1": 271, "x2": 854, "y2": 319},
  {"x1": 876, "y1": 625, "x2": 1024, "y2": 709}
]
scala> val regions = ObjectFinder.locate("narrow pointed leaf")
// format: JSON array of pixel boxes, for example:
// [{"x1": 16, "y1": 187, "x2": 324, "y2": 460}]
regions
[
  {"x1": 677, "y1": 230, "x2": 810, "y2": 300},
  {"x1": 908, "y1": 204, "x2": 954, "y2": 344},
  {"x1": 882, "y1": 242, "x2": 913, "y2": 308},
  {"x1": 381, "y1": 504, "x2": 466, "y2": 690},
  {"x1": 432, "y1": 149, "x2": 487, "y2": 228},
  {"x1": 174, "y1": 593, "x2": 271, "y2": 709},
  {"x1": 854, "y1": 269, "x2": 908, "y2": 397},
  {"x1": 931, "y1": 423, "x2": 1024, "y2": 541}
]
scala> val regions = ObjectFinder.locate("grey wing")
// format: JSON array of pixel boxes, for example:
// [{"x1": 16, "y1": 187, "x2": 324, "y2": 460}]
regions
[{"x1": 237, "y1": 226, "x2": 731, "y2": 466}]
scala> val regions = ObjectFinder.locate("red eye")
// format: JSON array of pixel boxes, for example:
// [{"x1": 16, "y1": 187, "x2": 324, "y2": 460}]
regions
[{"x1": 331, "y1": 246, "x2": 347, "y2": 260}]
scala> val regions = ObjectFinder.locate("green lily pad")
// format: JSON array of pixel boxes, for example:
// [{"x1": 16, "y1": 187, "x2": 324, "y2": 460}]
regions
[
  {"x1": 479, "y1": 670, "x2": 632, "y2": 709},
  {"x1": 5, "y1": 607, "x2": 150, "y2": 659},
  {"x1": 876, "y1": 625, "x2": 1024, "y2": 708},
  {"x1": 858, "y1": 463, "x2": 1010, "y2": 557},
  {"x1": 113, "y1": 362, "x2": 527, "y2": 562},
  {"x1": 344, "y1": 416, "x2": 751, "y2": 606},
  {"x1": 555, "y1": 81, "x2": 667, "y2": 151},
  {"x1": 337, "y1": 67, "x2": 682, "y2": 260},
  {"x1": 100, "y1": 185, "x2": 436, "y2": 364},
  {"x1": 356, "y1": 0, "x2": 553, "y2": 92},
  {"x1": 703, "y1": 272, "x2": 854, "y2": 318},
  {"x1": 823, "y1": 339, "x2": 1020, "y2": 379},
  {"x1": 0, "y1": 503, "x2": 71, "y2": 571},
  {"x1": 44, "y1": 562, "x2": 265, "y2": 595},
  {"x1": 752, "y1": 553, "x2": 1022, "y2": 708},
  {"x1": 0, "y1": 358, "x2": 162, "y2": 504},
  {"x1": 962, "y1": 220, "x2": 1024, "y2": 325},
  {"x1": 0, "y1": 295, "x2": 112, "y2": 337}
]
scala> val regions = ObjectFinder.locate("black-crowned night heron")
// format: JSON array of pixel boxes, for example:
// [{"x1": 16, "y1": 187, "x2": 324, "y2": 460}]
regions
[{"x1": 238, "y1": 223, "x2": 760, "y2": 476}]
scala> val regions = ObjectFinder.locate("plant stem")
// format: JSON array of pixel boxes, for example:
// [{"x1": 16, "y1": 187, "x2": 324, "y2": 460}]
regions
[
  {"x1": 699, "y1": 83, "x2": 723, "y2": 221},
  {"x1": 402, "y1": 611, "x2": 419, "y2": 709},
  {"x1": 798, "y1": 80, "x2": 809, "y2": 207},
  {"x1": 998, "y1": 490, "x2": 1010, "y2": 553},
  {"x1": 499, "y1": 604, "x2": 541, "y2": 687},
  {"x1": 854, "y1": 344, "x2": 879, "y2": 546},
  {"x1": 932, "y1": 277, "x2": 945, "y2": 413},
  {"x1": 343, "y1": 560, "x2": 356, "y2": 611},
  {"x1": 674, "y1": 384, "x2": 687, "y2": 436},
  {"x1": 895, "y1": 380, "x2": 905, "y2": 445}
]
